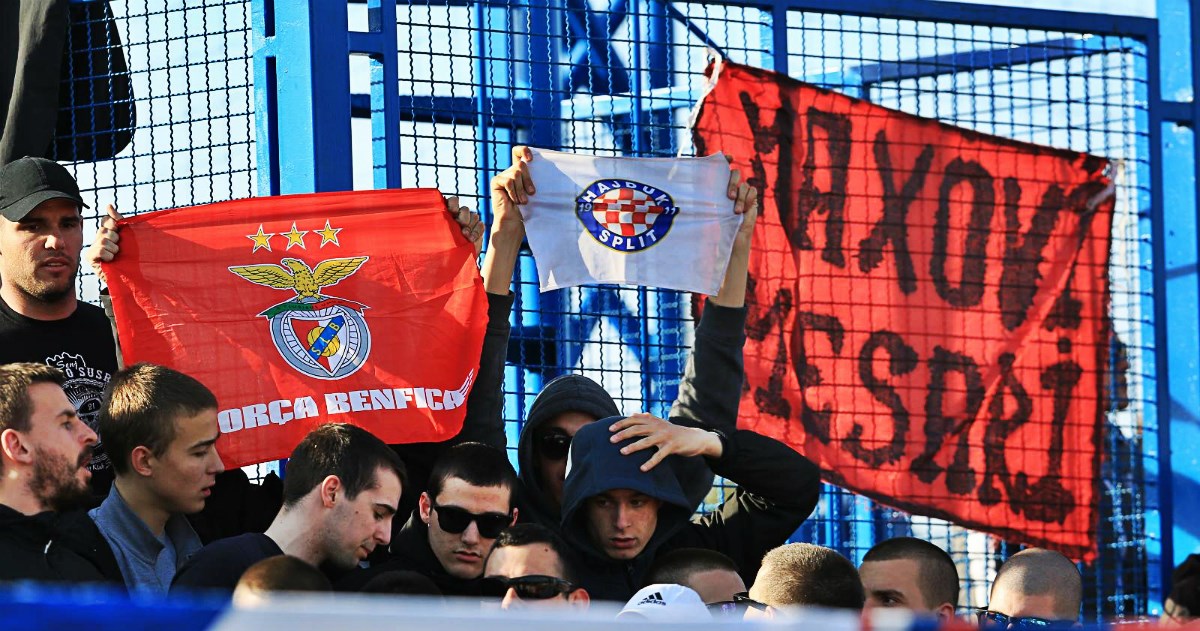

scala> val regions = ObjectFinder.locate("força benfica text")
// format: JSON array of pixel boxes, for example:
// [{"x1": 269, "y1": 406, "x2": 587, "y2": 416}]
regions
[{"x1": 217, "y1": 386, "x2": 464, "y2": 433}]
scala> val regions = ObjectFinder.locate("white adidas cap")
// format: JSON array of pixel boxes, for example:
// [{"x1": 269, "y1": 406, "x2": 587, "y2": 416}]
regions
[{"x1": 617, "y1": 583, "x2": 711, "y2": 621}]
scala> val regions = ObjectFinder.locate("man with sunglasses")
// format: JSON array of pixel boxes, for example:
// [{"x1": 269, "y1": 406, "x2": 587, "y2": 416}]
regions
[
  {"x1": 487, "y1": 147, "x2": 758, "y2": 534},
  {"x1": 338, "y1": 442, "x2": 516, "y2": 596},
  {"x1": 171, "y1": 423, "x2": 406, "y2": 593},
  {"x1": 483, "y1": 523, "x2": 590, "y2": 609},
  {"x1": 978, "y1": 548, "x2": 1081, "y2": 630},
  {"x1": 557, "y1": 414, "x2": 821, "y2": 602}
]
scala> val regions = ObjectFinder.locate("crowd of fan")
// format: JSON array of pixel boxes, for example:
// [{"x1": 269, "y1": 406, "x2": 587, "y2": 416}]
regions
[{"x1": 0, "y1": 152, "x2": 1196, "y2": 628}]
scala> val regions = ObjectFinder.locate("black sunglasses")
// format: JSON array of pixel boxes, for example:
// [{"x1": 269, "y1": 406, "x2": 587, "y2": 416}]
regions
[
  {"x1": 976, "y1": 608, "x2": 1068, "y2": 630},
  {"x1": 483, "y1": 574, "x2": 576, "y2": 600},
  {"x1": 431, "y1": 502, "x2": 511, "y2": 539},
  {"x1": 535, "y1": 429, "x2": 572, "y2": 461},
  {"x1": 706, "y1": 592, "x2": 770, "y2": 617}
]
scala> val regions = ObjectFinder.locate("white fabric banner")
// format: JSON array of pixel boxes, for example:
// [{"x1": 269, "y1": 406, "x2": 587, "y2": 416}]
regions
[{"x1": 521, "y1": 148, "x2": 742, "y2": 294}]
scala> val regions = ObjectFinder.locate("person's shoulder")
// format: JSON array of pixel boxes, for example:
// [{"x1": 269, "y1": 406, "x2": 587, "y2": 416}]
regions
[
  {"x1": 71, "y1": 301, "x2": 110, "y2": 325},
  {"x1": 201, "y1": 532, "x2": 278, "y2": 555},
  {"x1": 172, "y1": 533, "x2": 278, "y2": 591}
]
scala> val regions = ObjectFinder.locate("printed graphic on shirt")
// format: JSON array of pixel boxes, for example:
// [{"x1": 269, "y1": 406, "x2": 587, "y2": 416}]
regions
[{"x1": 46, "y1": 352, "x2": 113, "y2": 472}]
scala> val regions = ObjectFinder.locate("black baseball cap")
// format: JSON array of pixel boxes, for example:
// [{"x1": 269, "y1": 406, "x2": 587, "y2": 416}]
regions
[{"x1": 0, "y1": 157, "x2": 89, "y2": 221}]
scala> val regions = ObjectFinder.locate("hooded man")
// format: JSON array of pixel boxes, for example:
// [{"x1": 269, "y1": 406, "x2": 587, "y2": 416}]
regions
[{"x1": 558, "y1": 414, "x2": 820, "y2": 601}]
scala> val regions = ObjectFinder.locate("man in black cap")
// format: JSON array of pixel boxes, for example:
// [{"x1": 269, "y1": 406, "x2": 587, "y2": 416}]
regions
[{"x1": 0, "y1": 156, "x2": 118, "y2": 498}]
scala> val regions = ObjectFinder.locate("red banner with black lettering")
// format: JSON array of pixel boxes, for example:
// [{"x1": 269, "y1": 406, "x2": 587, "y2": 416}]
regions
[
  {"x1": 694, "y1": 61, "x2": 1114, "y2": 559},
  {"x1": 104, "y1": 189, "x2": 488, "y2": 468}
]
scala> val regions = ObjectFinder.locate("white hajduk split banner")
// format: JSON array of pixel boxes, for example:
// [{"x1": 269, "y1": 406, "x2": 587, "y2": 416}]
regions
[{"x1": 521, "y1": 148, "x2": 743, "y2": 295}]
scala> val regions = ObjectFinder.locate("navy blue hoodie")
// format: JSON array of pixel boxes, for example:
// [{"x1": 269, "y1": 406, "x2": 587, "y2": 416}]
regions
[{"x1": 559, "y1": 418, "x2": 821, "y2": 602}]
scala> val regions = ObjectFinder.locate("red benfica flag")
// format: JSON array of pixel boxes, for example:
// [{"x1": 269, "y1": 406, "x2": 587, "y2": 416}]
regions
[
  {"x1": 694, "y1": 61, "x2": 1114, "y2": 559},
  {"x1": 104, "y1": 189, "x2": 488, "y2": 468}
]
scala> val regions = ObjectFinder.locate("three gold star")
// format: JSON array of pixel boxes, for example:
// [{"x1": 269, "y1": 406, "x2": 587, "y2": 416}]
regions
[{"x1": 246, "y1": 220, "x2": 342, "y2": 252}]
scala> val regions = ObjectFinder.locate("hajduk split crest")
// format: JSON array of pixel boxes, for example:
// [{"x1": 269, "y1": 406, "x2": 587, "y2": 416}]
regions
[
  {"x1": 229, "y1": 222, "x2": 372, "y2": 380},
  {"x1": 576, "y1": 179, "x2": 679, "y2": 252}
]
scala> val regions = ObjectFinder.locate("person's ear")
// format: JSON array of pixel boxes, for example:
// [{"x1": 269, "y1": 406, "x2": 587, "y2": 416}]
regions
[
  {"x1": 0, "y1": 428, "x2": 31, "y2": 465},
  {"x1": 569, "y1": 587, "x2": 591, "y2": 607},
  {"x1": 936, "y1": 603, "x2": 956, "y2": 624},
  {"x1": 130, "y1": 445, "x2": 155, "y2": 477},
  {"x1": 509, "y1": 507, "x2": 518, "y2": 526},
  {"x1": 319, "y1": 475, "x2": 341, "y2": 508},
  {"x1": 418, "y1": 491, "x2": 433, "y2": 525}
]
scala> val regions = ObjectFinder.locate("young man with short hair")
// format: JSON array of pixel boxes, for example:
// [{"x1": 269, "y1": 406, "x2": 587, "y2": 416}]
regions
[
  {"x1": 171, "y1": 423, "x2": 406, "y2": 593},
  {"x1": 982, "y1": 548, "x2": 1081, "y2": 628},
  {"x1": 859, "y1": 537, "x2": 959, "y2": 621},
  {"x1": 559, "y1": 413, "x2": 820, "y2": 602},
  {"x1": 89, "y1": 363, "x2": 225, "y2": 594},
  {"x1": 484, "y1": 523, "x2": 590, "y2": 610},
  {"x1": 644, "y1": 548, "x2": 746, "y2": 605},
  {"x1": 338, "y1": 442, "x2": 516, "y2": 595},
  {"x1": 747, "y1": 542, "x2": 865, "y2": 614},
  {"x1": 0, "y1": 363, "x2": 122, "y2": 585}
]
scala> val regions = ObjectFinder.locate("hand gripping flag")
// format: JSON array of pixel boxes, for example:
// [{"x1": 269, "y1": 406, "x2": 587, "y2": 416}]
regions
[
  {"x1": 520, "y1": 148, "x2": 743, "y2": 294},
  {"x1": 103, "y1": 189, "x2": 488, "y2": 468}
]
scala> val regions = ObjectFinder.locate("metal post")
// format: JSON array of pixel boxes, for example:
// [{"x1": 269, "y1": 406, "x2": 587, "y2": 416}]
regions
[{"x1": 252, "y1": 0, "x2": 353, "y2": 194}]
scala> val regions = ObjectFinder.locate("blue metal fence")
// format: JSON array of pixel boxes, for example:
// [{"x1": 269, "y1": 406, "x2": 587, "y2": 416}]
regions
[{"x1": 60, "y1": 0, "x2": 1193, "y2": 621}]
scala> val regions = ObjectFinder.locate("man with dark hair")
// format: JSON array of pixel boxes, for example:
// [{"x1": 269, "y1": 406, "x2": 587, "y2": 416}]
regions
[
  {"x1": 982, "y1": 548, "x2": 1081, "y2": 627},
  {"x1": 0, "y1": 362, "x2": 123, "y2": 585},
  {"x1": 89, "y1": 363, "x2": 225, "y2": 594},
  {"x1": 559, "y1": 413, "x2": 820, "y2": 602},
  {"x1": 172, "y1": 423, "x2": 406, "y2": 593},
  {"x1": 484, "y1": 523, "x2": 590, "y2": 610},
  {"x1": 0, "y1": 158, "x2": 120, "y2": 498},
  {"x1": 338, "y1": 442, "x2": 516, "y2": 595},
  {"x1": 746, "y1": 543, "x2": 865, "y2": 614},
  {"x1": 645, "y1": 548, "x2": 746, "y2": 604},
  {"x1": 232, "y1": 555, "x2": 332, "y2": 606},
  {"x1": 860, "y1": 537, "x2": 959, "y2": 621},
  {"x1": 488, "y1": 148, "x2": 757, "y2": 533}
]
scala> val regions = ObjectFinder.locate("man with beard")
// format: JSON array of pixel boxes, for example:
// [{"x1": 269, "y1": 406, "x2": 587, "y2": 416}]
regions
[
  {"x1": 0, "y1": 157, "x2": 119, "y2": 499},
  {"x1": 0, "y1": 362, "x2": 123, "y2": 585}
]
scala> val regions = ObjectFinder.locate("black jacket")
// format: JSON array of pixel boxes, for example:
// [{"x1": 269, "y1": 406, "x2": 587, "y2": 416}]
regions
[
  {"x1": 559, "y1": 418, "x2": 821, "y2": 602},
  {"x1": 0, "y1": 503, "x2": 125, "y2": 587},
  {"x1": 336, "y1": 511, "x2": 486, "y2": 596},
  {"x1": 516, "y1": 303, "x2": 749, "y2": 531}
]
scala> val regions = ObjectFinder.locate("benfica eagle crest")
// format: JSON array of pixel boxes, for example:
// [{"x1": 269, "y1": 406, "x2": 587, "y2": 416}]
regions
[{"x1": 229, "y1": 256, "x2": 372, "y2": 380}]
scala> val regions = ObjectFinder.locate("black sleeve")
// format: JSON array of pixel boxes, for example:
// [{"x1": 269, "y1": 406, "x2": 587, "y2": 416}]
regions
[
  {"x1": 669, "y1": 303, "x2": 747, "y2": 434},
  {"x1": 451, "y1": 291, "x2": 514, "y2": 449},
  {"x1": 686, "y1": 430, "x2": 821, "y2": 583}
]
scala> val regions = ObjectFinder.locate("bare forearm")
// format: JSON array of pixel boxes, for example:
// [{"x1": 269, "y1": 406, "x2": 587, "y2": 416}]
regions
[
  {"x1": 481, "y1": 229, "x2": 524, "y2": 295},
  {"x1": 711, "y1": 240, "x2": 750, "y2": 307}
]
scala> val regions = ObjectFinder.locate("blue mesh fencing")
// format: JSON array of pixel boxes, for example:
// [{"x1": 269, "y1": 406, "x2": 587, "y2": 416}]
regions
[{"x1": 63, "y1": 0, "x2": 1158, "y2": 621}]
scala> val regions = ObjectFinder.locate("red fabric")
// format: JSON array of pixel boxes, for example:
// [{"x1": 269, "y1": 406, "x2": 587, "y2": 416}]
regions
[
  {"x1": 694, "y1": 61, "x2": 1114, "y2": 560},
  {"x1": 104, "y1": 188, "x2": 487, "y2": 469}
]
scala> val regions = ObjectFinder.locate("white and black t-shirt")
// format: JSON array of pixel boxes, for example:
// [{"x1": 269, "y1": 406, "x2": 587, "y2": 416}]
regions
[{"x1": 0, "y1": 297, "x2": 118, "y2": 497}]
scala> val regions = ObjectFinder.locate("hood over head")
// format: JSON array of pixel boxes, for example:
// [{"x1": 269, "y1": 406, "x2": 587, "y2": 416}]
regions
[
  {"x1": 558, "y1": 417, "x2": 692, "y2": 563},
  {"x1": 516, "y1": 374, "x2": 620, "y2": 525}
]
